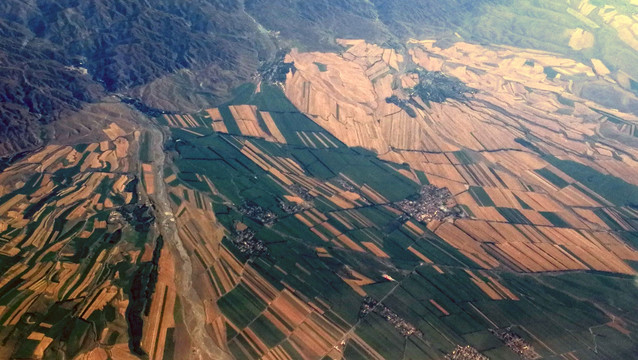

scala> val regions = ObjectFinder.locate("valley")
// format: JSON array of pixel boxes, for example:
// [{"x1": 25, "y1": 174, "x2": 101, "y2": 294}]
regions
[{"x1": 2, "y1": 1, "x2": 638, "y2": 359}]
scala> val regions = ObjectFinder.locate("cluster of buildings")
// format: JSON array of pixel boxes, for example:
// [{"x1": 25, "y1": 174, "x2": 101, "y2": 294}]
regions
[
  {"x1": 394, "y1": 185, "x2": 465, "y2": 223},
  {"x1": 359, "y1": 297, "x2": 423, "y2": 337},
  {"x1": 334, "y1": 178, "x2": 356, "y2": 193},
  {"x1": 278, "y1": 199, "x2": 303, "y2": 214},
  {"x1": 239, "y1": 202, "x2": 277, "y2": 226},
  {"x1": 490, "y1": 328, "x2": 539, "y2": 360},
  {"x1": 289, "y1": 184, "x2": 314, "y2": 201},
  {"x1": 230, "y1": 227, "x2": 267, "y2": 257},
  {"x1": 444, "y1": 345, "x2": 489, "y2": 360},
  {"x1": 114, "y1": 203, "x2": 155, "y2": 232}
]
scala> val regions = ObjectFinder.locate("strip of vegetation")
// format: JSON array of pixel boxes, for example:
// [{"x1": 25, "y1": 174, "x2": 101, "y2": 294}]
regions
[
  {"x1": 514, "y1": 138, "x2": 542, "y2": 153},
  {"x1": 535, "y1": 168, "x2": 569, "y2": 188},
  {"x1": 126, "y1": 236, "x2": 164, "y2": 355},
  {"x1": 543, "y1": 156, "x2": 638, "y2": 206}
]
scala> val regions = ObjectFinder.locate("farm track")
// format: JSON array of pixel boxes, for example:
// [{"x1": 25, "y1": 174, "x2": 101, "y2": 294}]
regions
[{"x1": 145, "y1": 124, "x2": 230, "y2": 360}]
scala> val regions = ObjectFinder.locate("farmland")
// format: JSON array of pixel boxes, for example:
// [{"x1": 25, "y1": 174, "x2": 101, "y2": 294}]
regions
[
  {"x1": 3, "y1": 0, "x2": 638, "y2": 359},
  {"x1": 281, "y1": 37, "x2": 638, "y2": 279},
  {"x1": 1, "y1": 35, "x2": 638, "y2": 358},
  {"x1": 0, "y1": 119, "x2": 178, "y2": 359},
  {"x1": 160, "y1": 75, "x2": 638, "y2": 358}
]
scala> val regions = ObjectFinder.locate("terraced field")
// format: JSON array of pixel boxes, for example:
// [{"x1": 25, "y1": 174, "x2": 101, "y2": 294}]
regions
[{"x1": 0, "y1": 118, "x2": 174, "y2": 359}]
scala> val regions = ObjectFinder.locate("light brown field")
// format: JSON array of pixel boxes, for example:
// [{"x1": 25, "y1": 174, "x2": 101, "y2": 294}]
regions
[
  {"x1": 142, "y1": 163, "x2": 155, "y2": 195},
  {"x1": 568, "y1": 28, "x2": 595, "y2": 50},
  {"x1": 282, "y1": 39, "x2": 638, "y2": 276},
  {"x1": 103, "y1": 122, "x2": 126, "y2": 140}
]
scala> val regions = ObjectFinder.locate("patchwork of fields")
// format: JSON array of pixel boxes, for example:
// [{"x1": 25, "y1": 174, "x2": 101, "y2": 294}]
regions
[
  {"x1": 284, "y1": 38, "x2": 638, "y2": 282},
  {"x1": 2, "y1": 1, "x2": 638, "y2": 359},
  {"x1": 2, "y1": 40, "x2": 638, "y2": 358},
  {"x1": 0, "y1": 119, "x2": 172, "y2": 359},
  {"x1": 161, "y1": 84, "x2": 638, "y2": 359}
]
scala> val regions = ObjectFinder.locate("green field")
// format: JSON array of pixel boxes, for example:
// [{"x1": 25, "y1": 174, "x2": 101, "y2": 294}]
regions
[
  {"x1": 544, "y1": 156, "x2": 638, "y2": 207},
  {"x1": 218, "y1": 283, "x2": 267, "y2": 329},
  {"x1": 540, "y1": 211, "x2": 570, "y2": 228},
  {"x1": 497, "y1": 207, "x2": 532, "y2": 225},
  {"x1": 469, "y1": 186, "x2": 495, "y2": 207},
  {"x1": 535, "y1": 167, "x2": 569, "y2": 188}
]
